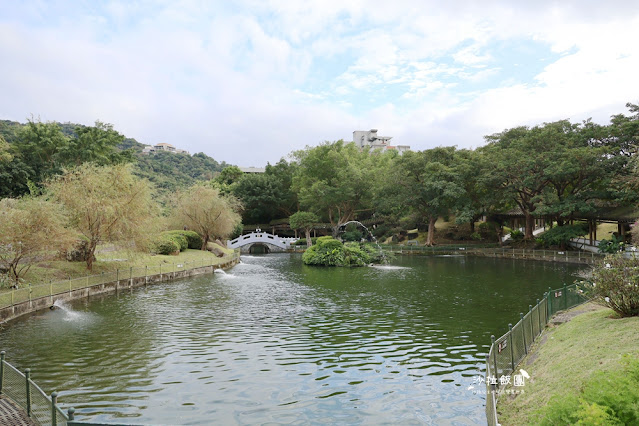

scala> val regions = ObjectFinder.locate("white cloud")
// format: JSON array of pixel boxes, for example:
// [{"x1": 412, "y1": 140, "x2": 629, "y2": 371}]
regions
[{"x1": 0, "y1": 1, "x2": 638, "y2": 166}]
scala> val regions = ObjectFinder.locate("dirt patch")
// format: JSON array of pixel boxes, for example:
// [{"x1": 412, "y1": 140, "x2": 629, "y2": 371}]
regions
[{"x1": 550, "y1": 303, "x2": 604, "y2": 325}]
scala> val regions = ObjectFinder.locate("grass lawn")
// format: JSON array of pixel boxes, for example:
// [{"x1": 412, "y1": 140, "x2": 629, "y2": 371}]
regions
[
  {"x1": 497, "y1": 302, "x2": 639, "y2": 425},
  {"x1": 3, "y1": 245, "x2": 236, "y2": 289}
]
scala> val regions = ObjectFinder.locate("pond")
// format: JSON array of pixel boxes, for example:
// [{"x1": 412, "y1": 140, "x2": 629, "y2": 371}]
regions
[{"x1": 0, "y1": 254, "x2": 581, "y2": 425}]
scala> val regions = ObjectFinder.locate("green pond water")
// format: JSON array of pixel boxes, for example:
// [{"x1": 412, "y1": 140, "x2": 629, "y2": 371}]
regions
[{"x1": 0, "y1": 254, "x2": 581, "y2": 425}]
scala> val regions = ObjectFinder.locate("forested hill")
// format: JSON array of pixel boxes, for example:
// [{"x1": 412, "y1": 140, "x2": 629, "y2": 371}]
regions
[{"x1": 0, "y1": 119, "x2": 230, "y2": 195}]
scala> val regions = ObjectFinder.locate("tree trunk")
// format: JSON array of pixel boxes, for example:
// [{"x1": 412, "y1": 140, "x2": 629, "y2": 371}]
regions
[
  {"x1": 426, "y1": 216, "x2": 437, "y2": 246},
  {"x1": 86, "y1": 240, "x2": 98, "y2": 271},
  {"x1": 469, "y1": 220, "x2": 475, "y2": 233},
  {"x1": 524, "y1": 213, "x2": 534, "y2": 240},
  {"x1": 305, "y1": 228, "x2": 312, "y2": 247},
  {"x1": 201, "y1": 235, "x2": 210, "y2": 251}
]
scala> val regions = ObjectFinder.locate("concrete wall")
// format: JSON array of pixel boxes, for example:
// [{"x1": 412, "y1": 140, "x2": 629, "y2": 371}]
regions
[{"x1": 0, "y1": 256, "x2": 240, "y2": 324}]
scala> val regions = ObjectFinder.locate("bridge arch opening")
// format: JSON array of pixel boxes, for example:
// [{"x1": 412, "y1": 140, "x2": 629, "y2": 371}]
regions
[{"x1": 249, "y1": 243, "x2": 270, "y2": 254}]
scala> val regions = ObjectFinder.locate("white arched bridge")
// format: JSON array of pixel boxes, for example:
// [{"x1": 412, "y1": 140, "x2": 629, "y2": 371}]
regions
[{"x1": 228, "y1": 231, "x2": 299, "y2": 253}]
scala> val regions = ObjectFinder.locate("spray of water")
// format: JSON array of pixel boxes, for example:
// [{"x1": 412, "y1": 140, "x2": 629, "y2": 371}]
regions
[
  {"x1": 337, "y1": 220, "x2": 388, "y2": 265},
  {"x1": 52, "y1": 300, "x2": 82, "y2": 321}
]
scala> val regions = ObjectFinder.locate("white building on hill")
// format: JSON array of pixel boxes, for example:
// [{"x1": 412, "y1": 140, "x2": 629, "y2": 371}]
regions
[
  {"x1": 352, "y1": 129, "x2": 410, "y2": 154},
  {"x1": 142, "y1": 142, "x2": 190, "y2": 155}
]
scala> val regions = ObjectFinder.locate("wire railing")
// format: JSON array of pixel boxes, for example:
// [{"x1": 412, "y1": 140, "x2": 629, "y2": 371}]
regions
[
  {"x1": 0, "y1": 351, "x2": 69, "y2": 426},
  {"x1": 485, "y1": 283, "x2": 589, "y2": 426},
  {"x1": 378, "y1": 244, "x2": 604, "y2": 264},
  {"x1": 0, "y1": 250, "x2": 240, "y2": 311}
]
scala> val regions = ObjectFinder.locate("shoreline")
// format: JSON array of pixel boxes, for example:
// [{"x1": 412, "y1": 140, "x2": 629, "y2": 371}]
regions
[{"x1": 0, "y1": 251, "x2": 240, "y2": 324}]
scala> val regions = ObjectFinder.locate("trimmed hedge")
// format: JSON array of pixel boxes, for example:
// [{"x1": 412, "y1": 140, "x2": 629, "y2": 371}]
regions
[
  {"x1": 154, "y1": 236, "x2": 181, "y2": 255},
  {"x1": 162, "y1": 230, "x2": 203, "y2": 250},
  {"x1": 161, "y1": 231, "x2": 188, "y2": 251}
]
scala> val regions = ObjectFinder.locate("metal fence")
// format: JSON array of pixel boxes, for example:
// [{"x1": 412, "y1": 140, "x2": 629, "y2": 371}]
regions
[
  {"x1": 0, "y1": 250, "x2": 240, "y2": 310},
  {"x1": 485, "y1": 283, "x2": 589, "y2": 426},
  {"x1": 378, "y1": 244, "x2": 605, "y2": 264},
  {"x1": 0, "y1": 351, "x2": 70, "y2": 426}
]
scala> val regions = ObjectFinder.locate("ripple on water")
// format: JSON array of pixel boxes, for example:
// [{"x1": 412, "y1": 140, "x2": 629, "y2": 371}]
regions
[{"x1": 0, "y1": 254, "x2": 579, "y2": 424}]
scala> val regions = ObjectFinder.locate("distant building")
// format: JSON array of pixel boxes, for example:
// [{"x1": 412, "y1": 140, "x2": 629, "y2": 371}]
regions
[
  {"x1": 142, "y1": 143, "x2": 190, "y2": 155},
  {"x1": 352, "y1": 129, "x2": 410, "y2": 154},
  {"x1": 239, "y1": 167, "x2": 266, "y2": 174}
]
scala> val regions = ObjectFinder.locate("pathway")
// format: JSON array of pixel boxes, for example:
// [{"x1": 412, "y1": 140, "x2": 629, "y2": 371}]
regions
[{"x1": 0, "y1": 396, "x2": 36, "y2": 426}]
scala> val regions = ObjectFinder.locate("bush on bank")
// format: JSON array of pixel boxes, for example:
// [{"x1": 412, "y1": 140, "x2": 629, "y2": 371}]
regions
[
  {"x1": 302, "y1": 236, "x2": 385, "y2": 266},
  {"x1": 582, "y1": 255, "x2": 639, "y2": 317},
  {"x1": 536, "y1": 355, "x2": 639, "y2": 425}
]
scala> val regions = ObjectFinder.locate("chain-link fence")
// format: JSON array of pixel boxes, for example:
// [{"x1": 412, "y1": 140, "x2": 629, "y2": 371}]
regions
[
  {"x1": 0, "y1": 250, "x2": 240, "y2": 311},
  {"x1": 378, "y1": 244, "x2": 604, "y2": 264},
  {"x1": 0, "y1": 352, "x2": 69, "y2": 425},
  {"x1": 485, "y1": 283, "x2": 589, "y2": 425}
]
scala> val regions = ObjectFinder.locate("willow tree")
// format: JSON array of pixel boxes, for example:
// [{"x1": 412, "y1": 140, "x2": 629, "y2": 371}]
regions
[
  {"x1": 170, "y1": 184, "x2": 242, "y2": 249},
  {"x1": 47, "y1": 163, "x2": 158, "y2": 270},
  {"x1": 0, "y1": 196, "x2": 74, "y2": 284}
]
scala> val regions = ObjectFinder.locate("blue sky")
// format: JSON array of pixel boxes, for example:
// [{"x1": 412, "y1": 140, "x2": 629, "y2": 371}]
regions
[{"x1": 0, "y1": 1, "x2": 637, "y2": 166}]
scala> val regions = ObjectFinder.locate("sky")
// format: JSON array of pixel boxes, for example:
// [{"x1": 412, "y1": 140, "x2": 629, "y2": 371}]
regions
[{"x1": 1, "y1": 1, "x2": 638, "y2": 167}]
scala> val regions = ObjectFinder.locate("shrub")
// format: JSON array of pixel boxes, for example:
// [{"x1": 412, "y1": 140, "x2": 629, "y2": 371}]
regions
[
  {"x1": 161, "y1": 231, "x2": 188, "y2": 251},
  {"x1": 294, "y1": 237, "x2": 317, "y2": 246},
  {"x1": 510, "y1": 229, "x2": 524, "y2": 241},
  {"x1": 537, "y1": 223, "x2": 589, "y2": 248},
  {"x1": 582, "y1": 255, "x2": 639, "y2": 317},
  {"x1": 302, "y1": 238, "x2": 345, "y2": 266},
  {"x1": 536, "y1": 355, "x2": 639, "y2": 424},
  {"x1": 343, "y1": 242, "x2": 371, "y2": 266},
  {"x1": 153, "y1": 237, "x2": 181, "y2": 255},
  {"x1": 180, "y1": 230, "x2": 203, "y2": 249},
  {"x1": 470, "y1": 232, "x2": 482, "y2": 241},
  {"x1": 598, "y1": 235, "x2": 625, "y2": 254}
]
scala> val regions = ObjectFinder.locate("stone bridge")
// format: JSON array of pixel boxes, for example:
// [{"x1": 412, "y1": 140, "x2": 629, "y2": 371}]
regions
[{"x1": 227, "y1": 232, "x2": 298, "y2": 253}]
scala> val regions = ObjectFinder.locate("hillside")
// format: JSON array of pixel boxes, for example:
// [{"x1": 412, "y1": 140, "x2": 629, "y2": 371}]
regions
[{"x1": 0, "y1": 119, "x2": 230, "y2": 195}]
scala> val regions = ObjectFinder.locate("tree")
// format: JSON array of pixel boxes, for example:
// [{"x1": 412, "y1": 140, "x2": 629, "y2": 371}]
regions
[
  {"x1": 47, "y1": 163, "x2": 158, "y2": 270},
  {"x1": 170, "y1": 184, "x2": 242, "y2": 249},
  {"x1": 0, "y1": 196, "x2": 73, "y2": 285},
  {"x1": 14, "y1": 119, "x2": 69, "y2": 187},
  {"x1": 60, "y1": 121, "x2": 135, "y2": 166},
  {"x1": 292, "y1": 141, "x2": 378, "y2": 234},
  {"x1": 213, "y1": 165, "x2": 244, "y2": 195},
  {"x1": 482, "y1": 126, "x2": 551, "y2": 239},
  {"x1": 232, "y1": 173, "x2": 281, "y2": 224},
  {"x1": 386, "y1": 147, "x2": 462, "y2": 246},
  {"x1": 289, "y1": 211, "x2": 318, "y2": 246}
]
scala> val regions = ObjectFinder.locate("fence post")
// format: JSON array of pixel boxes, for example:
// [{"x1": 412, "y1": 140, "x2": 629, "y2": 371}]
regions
[
  {"x1": 491, "y1": 335, "x2": 498, "y2": 385},
  {"x1": 116, "y1": 269, "x2": 119, "y2": 282},
  {"x1": 529, "y1": 305, "x2": 534, "y2": 342},
  {"x1": 0, "y1": 351, "x2": 5, "y2": 394},
  {"x1": 563, "y1": 283, "x2": 568, "y2": 311},
  {"x1": 11, "y1": 289, "x2": 14, "y2": 306},
  {"x1": 537, "y1": 298, "x2": 542, "y2": 331},
  {"x1": 508, "y1": 324, "x2": 515, "y2": 372},
  {"x1": 68, "y1": 407, "x2": 75, "y2": 421},
  {"x1": 25, "y1": 368, "x2": 31, "y2": 417},
  {"x1": 69, "y1": 277, "x2": 72, "y2": 295},
  {"x1": 50, "y1": 280, "x2": 53, "y2": 299},
  {"x1": 51, "y1": 391, "x2": 58, "y2": 426},
  {"x1": 548, "y1": 287, "x2": 553, "y2": 316},
  {"x1": 520, "y1": 313, "x2": 527, "y2": 354}
]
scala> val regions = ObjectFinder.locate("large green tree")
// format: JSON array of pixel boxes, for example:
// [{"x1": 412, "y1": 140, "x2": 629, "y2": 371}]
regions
[
  {"x1": 292, "y1": 141, "x2": 380, "y2": 234},
  {"x1": 482, "y1": 125, "x2": 552, "y2": 239},
  {"x1": 386, "y1": 147, "x2": 462, "y2": 246}
]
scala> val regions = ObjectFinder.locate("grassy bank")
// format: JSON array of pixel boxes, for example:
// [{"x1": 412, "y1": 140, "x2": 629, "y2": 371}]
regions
[
  {"x1": 498, "y1": 302, "x2": 639, "y2": 425},
  {"x1": 3, "y1": 245, "x2": 235, "y2": 289}
]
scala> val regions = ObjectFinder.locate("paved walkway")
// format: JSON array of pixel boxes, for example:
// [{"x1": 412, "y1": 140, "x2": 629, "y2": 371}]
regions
[{"x1": 0, "y1": 396, "x2": 36, "y2": 426}]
